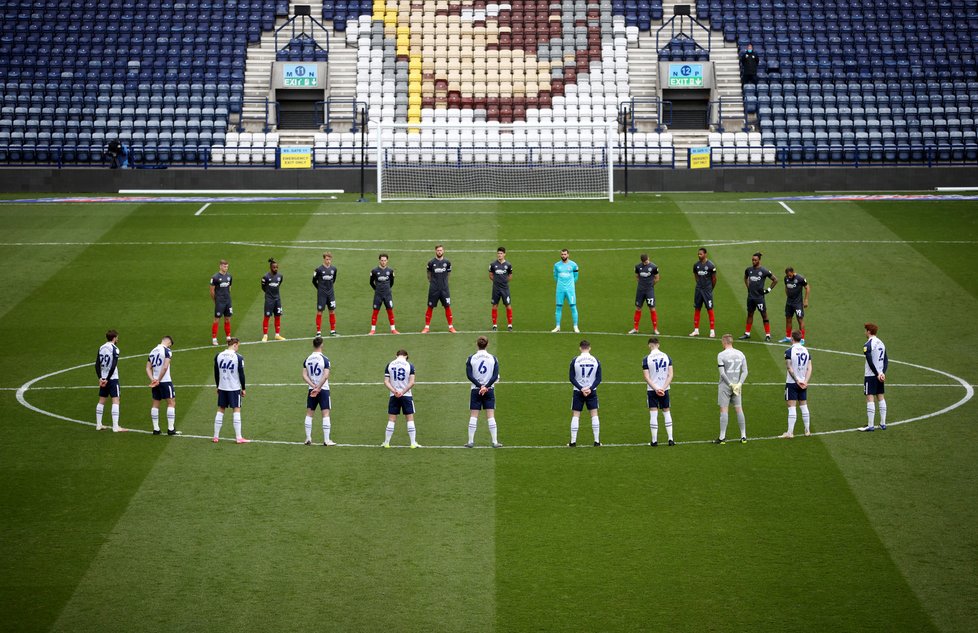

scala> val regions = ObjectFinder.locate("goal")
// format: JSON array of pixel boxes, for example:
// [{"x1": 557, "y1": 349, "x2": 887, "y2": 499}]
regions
[{"x1": 375, "y1": 122, "x2": 616, "y2": 202}]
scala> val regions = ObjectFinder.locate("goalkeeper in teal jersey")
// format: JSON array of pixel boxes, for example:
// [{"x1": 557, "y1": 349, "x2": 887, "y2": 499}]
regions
[{"x1": 552, "y1": 249, "x2": 580, "y2": 333}]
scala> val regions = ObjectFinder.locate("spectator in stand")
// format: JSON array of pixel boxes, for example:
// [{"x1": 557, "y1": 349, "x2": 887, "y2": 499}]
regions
[{"x1": 740, "y1": 43, "x2": 760, "y2": 85}]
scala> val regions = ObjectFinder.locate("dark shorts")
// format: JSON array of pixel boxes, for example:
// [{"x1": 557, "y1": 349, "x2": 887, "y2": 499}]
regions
[
  {"x1": 264, "y1": 298, "x2": 283, "y2": 317},
  {"x1": 572, "y1": 390, "x2": 599, "y2": 412},
  {"x1": 306, "y1": 389, "x2": 331, "y2": 411},
  {"x1": 864, "y1": 376, "x2": 885, "y2": 396},
  {"x1": 694, "y1": 288, "x2": 714, "y2": 310},
  {"x1": 469, "y1": 388, "x2": 496, "y2": 410},
  {"x1": 317, "y1": 292, "x2": 336, "y2": 312},
  {"x1": 98, "y1": 379, "x2": 120, "y2": 398},
  {"x1": 747, "y1": 296, "x2": 768, "y2": 315},
  {"x1": 388, "y1": 395, "x2": 415, "y2": 415},
  {"x1": 491, "y1": 287, "x2": 512, "y2": 306},
  {"x1": 151, "y1": 382, "x2": 175, "y2": 401},
  {"x1": 647, "y1": 389, "x2": 670, "y2": 409},
  {"x1": 373, "y1": 292, "x2": 394, "y2": 310},
  {"x1": 217, "y1": 389, "x2": 242, "y2": 409},
  {"x1": 215, "y1": 301, "x2": 233, "y2": 318},
  {"x1": 785, "y1": 304, "x2": 804, "y2": 319},
  {"x1": 635, "y1": 289, "x2": 655, "y2": 308},
  {"x1": 785, "y1": 383, "x2": 808, "y2": 401},
  {"x1": 427, "y1": 289, "x2": 451, "y2": 308}
]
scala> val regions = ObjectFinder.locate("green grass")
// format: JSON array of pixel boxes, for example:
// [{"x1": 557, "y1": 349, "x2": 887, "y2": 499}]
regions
[{"x1": 1, "y1": 193, "x2": 976, "y2": 632}]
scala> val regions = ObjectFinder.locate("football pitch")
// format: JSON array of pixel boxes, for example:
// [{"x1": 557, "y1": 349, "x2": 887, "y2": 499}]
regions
[{"x1": 1, "y1": 191, "x2": 977, "y2": 632}]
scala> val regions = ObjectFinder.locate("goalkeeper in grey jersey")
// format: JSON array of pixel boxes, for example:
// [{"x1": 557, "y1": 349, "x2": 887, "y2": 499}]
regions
[{"x1": 715, "y1": 334, "x2": 749, "y2": 444}]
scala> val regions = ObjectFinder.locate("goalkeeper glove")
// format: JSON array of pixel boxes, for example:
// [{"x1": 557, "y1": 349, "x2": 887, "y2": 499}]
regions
[{"x1": 731, "y1": 383, "x2": 742, "y2": 396}]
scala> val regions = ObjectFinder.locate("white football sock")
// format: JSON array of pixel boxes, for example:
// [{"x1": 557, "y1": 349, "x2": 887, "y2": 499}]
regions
[
  {"x1": 787, "y1": 408, "x2": 797, "y2": 434},
  {"x1": 407, "y1": 422, "x2": 417, "y2": 444},
  {"x1": 150, "y1": 407, "x2": 160, "y2": 431},
  {"x1": 487, "y1": 417, "x2": 498, "y2": 444},
  {"x1": 111, "y1": 403, "x2": 120, "y2": 429},
  {"x1": 384, "y1": 421, "x2": 395, "y2": 444},
  {"x1": 213, "y1": 411, "x2": 224, "y2": 438},
  {"x1": 323, "y1": 416, "x2": 331, "y2": 442},
  {"x1": 570, "y1": 416, "x2": 580, "y2": 443},
  {"x1": 304, "y1": 415, "x2": 313, "y2": 442},
  {"x1": 719, "y1": 412, "x2": 728, "y2": 440},
  {"x1": 166, "y1": 407, "x2": 175, "y2": 431},
  {"x1": 232, "y1": 412, "x2": 242, "y2": 440},
  {"x1": 878, "y1": 400, "x2": 887, "y2": 425},
  {"x1": 468, "y1": 416, "x2": 478, "y2": 443},
  {"x1": 736, "y1": 410, "x2": 746, "y2": 438},
  {"x1": 95, "y1": 403, "x2": 104, "y2": 426},
  {"x1": 800, "y1": 404, "x2": 810, "y2": 432},
  {"x1": 867, "y1": 402, "x2": 876, "y2": 426},
  {"x1": 591, "y1": 416, "x2": 600, "y2": 443},
  {"x1": 663, "y1": 411, "x2": 673, "y2": 441},
  {"x1": 649, "y1": 410, "x2": 658, "y2": 443}
]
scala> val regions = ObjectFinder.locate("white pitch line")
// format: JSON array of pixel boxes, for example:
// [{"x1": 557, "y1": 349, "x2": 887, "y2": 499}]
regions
[
  {"x1": 1, "y1": 381, "x2": 963, "y2": 392},
  {"x1": 119, "y1": 189, "x2": 344, "y2": 195},
  {"x1": 194, "y1": 203, "x2": 211, "y2": 216},
  {"x1": 12, "y1": 333, "x2": 975, "y2": 448},
  {"x1": 779, "y1": 201, "x2": 796, "y2": 214}
]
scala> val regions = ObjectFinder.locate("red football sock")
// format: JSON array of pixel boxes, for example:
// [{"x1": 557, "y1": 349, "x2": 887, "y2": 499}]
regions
[
  {"x1": 801, "y1": 328, "x2": 805, "y2": 339},
  {"x1": 707, "y1": 309, "x2": 715, "y2": 329},
  {"x1": 786, "y1": 325, "x2": 793, "y2": 338},
  {"x1": 371, "y1": 309, "x2": 379, "y2": 326},
  {"x1": 262, "y1": 316, "x2": 269, "y2": 335},
  {"x1": 212, "y1": 322, "x2": 219, "y2": 338},
  {"x1": 745, "y1": 322, "x2": 753, "y2": 334},
  {"x1": 633, "y1": 309, "x2": 642, "y2": 329},
  {"x1": 387, "y1": 308, "x2": 395, "y2": 325},
  {"x1": 316, "y1": 313, "x2": 322, "y2": 332},
  {"x1": 651, "y1": 309, "x2": 658, "y2": 330},
  {"x1": 224, "y1": 320, "x2": 231, "y2": 338},
  {"x1": 424, "y1": 307, "x2": 433, "y2": 326},
  {"x1": 693, "y1": 309, "x2": 701, "y2": 328},
  {"x1": 274, "y1": 316, "x2": 281, "y2": 334},
  {"x1": 492, "y1": 306, "x2": 498, "y2": 325},
  {"x1": 445, "y1": 306, "x2": 453, "y2": 325},
  {"x1": 506, "y1": 306, "x2": 512, "y2": 324},
  {"x1": 764, "y1": 322, "x2": 771, "y2": 335},
  {"x1": 329, "y1": 313, "x2": 336, "y2": 331}
]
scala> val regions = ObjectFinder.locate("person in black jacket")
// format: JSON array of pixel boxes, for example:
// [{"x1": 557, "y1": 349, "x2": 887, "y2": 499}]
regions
[{"x1": 740, "y1": 43, "x2": 760, "y2": 85}]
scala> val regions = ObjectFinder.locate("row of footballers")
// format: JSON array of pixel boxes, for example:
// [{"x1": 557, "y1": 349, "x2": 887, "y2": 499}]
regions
[
  {"x1": 207, "y1": 247, "x2": 813, "y2": 345},
  {"x1": 94, "y1": 323, "x2": 891, "y2": 444}
]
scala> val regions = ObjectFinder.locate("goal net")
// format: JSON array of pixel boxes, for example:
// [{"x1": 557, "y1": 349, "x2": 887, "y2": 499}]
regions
[{"x1": 375, "y1": 122, "x2": 615, "y2": 202}]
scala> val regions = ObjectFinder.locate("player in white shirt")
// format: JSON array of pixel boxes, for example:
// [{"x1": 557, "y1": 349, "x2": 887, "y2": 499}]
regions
[
  {"x1": 213, "y1": 337, "x2": 249, "y2": 443},
  {"x1": 568, "y1": 340, "x2": 602, "y2": 446},
  {"x1": 145, "y1": 335, "x2": 179, "y2": 435},
  {"x1": 95, "y1": 329, "x2": 126, "y2": 432},
  {"x1": 642, "y1": 337, "x2": 675, "y2": 446},
  {"x1": 465, "y1": 336, "x2": 502, "y2": 448},
  {"x1": 382, "y1": 349, "x2": 420, "y2": 448},
  {"x1": 715, "y1": 334, "x2": 749, "y2": 444},
  {"x1": 858, "y1": 322, "x2": 889, "y2": 432},
  {"x1": 302, "y1": 336, "x2": 335, "y2": 446},
  {"x1": 780, "y1": 331, "x2": 812, "y2": 438}
]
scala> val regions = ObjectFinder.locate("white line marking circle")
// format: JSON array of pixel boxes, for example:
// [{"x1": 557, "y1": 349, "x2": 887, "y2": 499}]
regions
[{"x1": 15, "y1": 331, "x2": 974, "y2": 448}]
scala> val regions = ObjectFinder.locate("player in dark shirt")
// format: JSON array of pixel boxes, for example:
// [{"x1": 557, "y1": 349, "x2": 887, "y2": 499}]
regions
[
  {"x1": 422, "y1": 244, "x2": 456, "y2": 333},
  {"x1": 780, "y1": 267, "x2": 810, "y2": 343},
  {"x1": 313, "y1": 251, "x2": 338, "y2": 336},
  {"x1": 369, "y1": 253, "x2": 398, "y2": 335},
  {"x1": 260, "y1": 258, "x2": 285, "y2": 341},
  {"x1": 209, "y1": 259, "x2": 233, "y2": 345},
  {"x1": 629, "y1": 253, "x2": 660, "y2": 335},
  {"x1": 740, "y1": 251, "x2": 778, "y2": 341},
  {"x1": 489, "y1": 247, "x2": 514, "y2": 331},
  {"x1": 690, "y1": 247, "x2": 717, "y2": 337}
]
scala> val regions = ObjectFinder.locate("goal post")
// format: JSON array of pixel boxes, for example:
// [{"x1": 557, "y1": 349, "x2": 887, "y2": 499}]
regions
[{"x1": 375, "y1": 122, "x2": 616, "y2": 202}]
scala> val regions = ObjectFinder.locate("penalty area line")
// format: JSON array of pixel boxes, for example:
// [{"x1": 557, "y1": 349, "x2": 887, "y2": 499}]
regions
[
  {"x1": 779, "y1": 201, "x2": 796, "y2": 214},
  {"x1": 195, "y1": 203, "x2": 210, "y2": 216}
]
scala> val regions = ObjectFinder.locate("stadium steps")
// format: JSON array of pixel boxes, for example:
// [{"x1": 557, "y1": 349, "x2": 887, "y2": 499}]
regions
[
  {"x1": 670, "y1": 129, "x2": 711, "y2": 164},
  {"x1": 241, "y1": 1, "x2": 327, "y2": 133}
]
